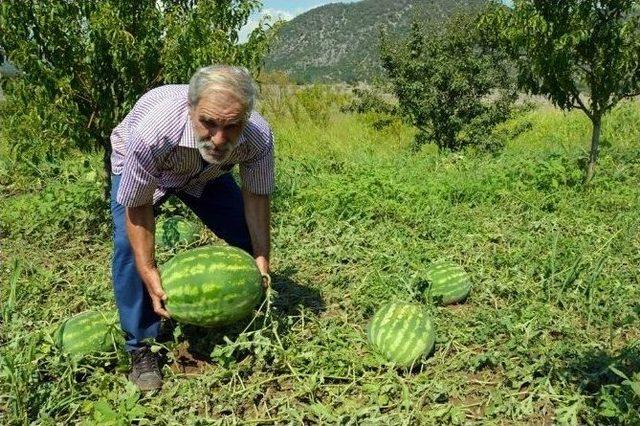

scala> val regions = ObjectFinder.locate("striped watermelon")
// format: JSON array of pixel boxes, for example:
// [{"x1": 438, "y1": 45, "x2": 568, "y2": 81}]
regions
[
  {"x1": 160, "y1": 245, "x2": 263, "y2": 327},
  {"x1": 156, "y1": 215, "x2": 200, "y2": 248},
  {"x1": 367, "y1": 302, "x2": 435, "y2": 367},
  {"x1": 424, "y1": 261, "x2": 471, "y2": 305},
  {"x1": 56, "y1": 310, "x2": 121, "y2": 359}
]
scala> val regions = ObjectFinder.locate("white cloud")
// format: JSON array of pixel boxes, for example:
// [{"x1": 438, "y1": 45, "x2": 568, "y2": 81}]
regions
[{"x1": 239, "y1": 8, "x2": 295, "y2": 43}]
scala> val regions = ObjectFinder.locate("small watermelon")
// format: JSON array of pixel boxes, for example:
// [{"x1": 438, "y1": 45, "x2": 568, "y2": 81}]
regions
[
  {"x1": 367, "y1": 302, "x2": 435, "y2": 367},
  {"x1": 424, "y1": 261, "x2": 471, "y2": 305},
  {"x1": 56, "y1": 310, "x2": 121, "y2": 359},
  {"x1": 156, "y1": 215, "x2": 200, "y2": 248},
  {"x1": 160, "y1": 245, "x2": 263, "y2": 327}
]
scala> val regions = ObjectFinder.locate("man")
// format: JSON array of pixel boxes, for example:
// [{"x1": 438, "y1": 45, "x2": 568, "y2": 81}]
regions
[{"x1": 110, "y1": 65, "x2": 273, "y2": 391}]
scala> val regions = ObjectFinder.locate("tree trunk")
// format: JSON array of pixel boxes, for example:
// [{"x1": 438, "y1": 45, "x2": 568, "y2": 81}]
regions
[{"x1": 585, "y1": 114, "x2": 602, "y2": 184}]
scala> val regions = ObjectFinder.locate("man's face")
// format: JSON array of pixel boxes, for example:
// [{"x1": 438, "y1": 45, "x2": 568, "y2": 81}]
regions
[{"x1": 190, "y1": 92, "x2": 246, "y2": 164}]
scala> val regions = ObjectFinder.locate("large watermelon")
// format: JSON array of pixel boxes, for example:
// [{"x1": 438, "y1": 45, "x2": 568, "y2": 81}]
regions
[
  {"x1": 160, "y1": 245, "x2": 263, "y2": 327},
  {"x1": 367, "y1": 302, "x2": 435, "y2": 367},
  {"x1": 155, "y1": 215, "x2": 200, "y2": 248},
  {"x1": 424, "y1": 261, "x2": 472, "y2": 305},
  {"x1": 56, "y1": 310, "x2": 121, "y2": 359}
]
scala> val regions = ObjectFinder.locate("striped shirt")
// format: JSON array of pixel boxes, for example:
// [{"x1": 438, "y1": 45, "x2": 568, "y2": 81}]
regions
[{"x1": 110, "y1": 84, "x2": 274, "y2": 207}]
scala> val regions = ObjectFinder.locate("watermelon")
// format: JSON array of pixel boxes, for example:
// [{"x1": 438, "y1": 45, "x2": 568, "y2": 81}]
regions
[
  {"x1": 160, "y1": 245, "x2": 263, "y2": 327},
  {"x1": 155, "y1": 215, "x2": 200, "y2": 248},
  {"x1": 424, "y1": 261, "x2": 472, "y2": 305},
  {"x1": 367, "y1": 302, "x2": 435, "y2": 367},
  {"x1": 56, "y1": 310, "x2": 121, "y2": 359}
]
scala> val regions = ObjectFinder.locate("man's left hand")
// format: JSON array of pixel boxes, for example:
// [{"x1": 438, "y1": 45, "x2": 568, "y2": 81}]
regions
[{"x1": 255, "y1": 256, "x2": 270, "y2": 288}]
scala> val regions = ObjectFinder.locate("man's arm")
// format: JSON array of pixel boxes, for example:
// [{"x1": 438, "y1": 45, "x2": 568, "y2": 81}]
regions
[
  {"x1": 125, "y1": 204, "x2": 169, "y2": 318},
  {"x1": 242, "y1": 190, "x2": 271, "y2": 280}
]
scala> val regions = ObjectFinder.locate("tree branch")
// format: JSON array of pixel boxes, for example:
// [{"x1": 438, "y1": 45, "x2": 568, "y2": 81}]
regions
[
  {"x1": 570, "y1": 90, "x2": 592, "y2": 119},
  {"x1": 571, "y1": 101, "x2": 589, "y2": 115},
  {"x1": 608, "y1": 90, "x2": 640, "y2": 111}
]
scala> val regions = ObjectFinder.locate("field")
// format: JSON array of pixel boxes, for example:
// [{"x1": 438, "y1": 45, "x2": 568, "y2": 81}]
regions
[{"x1": 1, "y1": 88, "x2": 639, "y2": 424}]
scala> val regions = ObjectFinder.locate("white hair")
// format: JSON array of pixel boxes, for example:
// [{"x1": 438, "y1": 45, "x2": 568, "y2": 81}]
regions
[{"x1": 188, "y1": 65, "x2": 257, "y2": 119}]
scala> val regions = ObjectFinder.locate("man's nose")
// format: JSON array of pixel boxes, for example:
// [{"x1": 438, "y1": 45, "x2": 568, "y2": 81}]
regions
[{"x1": 211, "y1": 128, "x2": 229, "y2": 148}]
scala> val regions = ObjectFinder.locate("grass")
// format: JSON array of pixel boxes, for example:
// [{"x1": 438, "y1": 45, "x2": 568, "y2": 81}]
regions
[{"x1": 1, "y1": 89, "x2": 639, "y2": 424}]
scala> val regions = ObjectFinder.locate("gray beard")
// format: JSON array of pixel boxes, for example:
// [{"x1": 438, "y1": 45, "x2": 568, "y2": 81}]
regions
[{"x1": 197, "y1": 140, "x2": 234, "y2": 164}]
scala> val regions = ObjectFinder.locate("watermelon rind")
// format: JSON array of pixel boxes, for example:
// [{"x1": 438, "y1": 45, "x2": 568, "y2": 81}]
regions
[
  {"x1": 161, "y1": 245, "x2": 263, "y2": 327},
  {"x1": 367, "y1": 302, "x2": 435, "y2": 367},
  {"x1": 424, "y1": 261, "x2": 472, "y2": 305},
  {"x1": 56, "y1": 310, "x2": 121, "y2": 359}
]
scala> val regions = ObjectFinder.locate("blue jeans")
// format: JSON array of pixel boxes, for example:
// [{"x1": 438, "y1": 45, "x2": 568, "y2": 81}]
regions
[{"x1": 110, "y1": 173, "x2": 252, "y2": 351}]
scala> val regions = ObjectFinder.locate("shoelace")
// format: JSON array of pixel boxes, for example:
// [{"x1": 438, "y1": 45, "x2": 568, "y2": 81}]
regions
[{"x1": 133, "y1": 349, "x2": 159, "y2": 373}]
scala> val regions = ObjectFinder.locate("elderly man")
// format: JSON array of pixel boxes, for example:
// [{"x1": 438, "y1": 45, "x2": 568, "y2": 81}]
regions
[{"x1": 110, "y1": 65, "x2": 273, "y2": 391}]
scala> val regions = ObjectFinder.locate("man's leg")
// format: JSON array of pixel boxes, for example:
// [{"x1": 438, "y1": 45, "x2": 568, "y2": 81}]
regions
[
  {"x1": 111, "y1": 174, "x2": 163, "y2": 391},
  {"x1": 110, "y1": 174, "x2": 161, "y2": 351},
  {"x1": 177, "y1": 173, "x2": 253, "y2": 254}
]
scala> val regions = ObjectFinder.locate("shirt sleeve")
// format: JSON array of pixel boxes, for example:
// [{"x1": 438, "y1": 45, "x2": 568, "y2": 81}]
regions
[
  {"x1": 116, "y1": 132, "x2": 160, "y2": 207},
  {"x1": 239, "y1": 130, "x2": 275, "y2": 195}
]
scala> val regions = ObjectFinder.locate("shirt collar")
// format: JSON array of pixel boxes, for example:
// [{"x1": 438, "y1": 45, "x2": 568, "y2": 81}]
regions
[{"x1": 179, "y1": 111, "x2": 198, "y2": 148}]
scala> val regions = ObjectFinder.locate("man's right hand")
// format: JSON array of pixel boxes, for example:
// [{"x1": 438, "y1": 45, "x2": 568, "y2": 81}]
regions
[
  {"x1": 141, "y1": 267, "x2": 170, "y2": 318},
  {"x1": 125, "y1": 204, "x2": 170, "y2": 319}
]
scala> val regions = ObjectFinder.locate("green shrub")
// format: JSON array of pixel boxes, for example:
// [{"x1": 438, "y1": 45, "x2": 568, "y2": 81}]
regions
[
  {"x1": 0, "y1": 156, "x2": 108, "y2": 240},
  {"x1": 0, "y1": 81, "x2": 86, "y2": 175},
  {"x1": 380, "y1": 9, "x2": 517, "y2": 152}
]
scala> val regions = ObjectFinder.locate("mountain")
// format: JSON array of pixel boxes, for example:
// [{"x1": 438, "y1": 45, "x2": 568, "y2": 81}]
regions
[{"x1": 263, "y1": 0, "x2": 488, "y2": 83}]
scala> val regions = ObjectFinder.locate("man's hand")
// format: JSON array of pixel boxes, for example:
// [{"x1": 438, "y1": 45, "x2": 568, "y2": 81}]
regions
[
  {"x1": 140, "y1": 267, "x2": 170, "y2": 318},
  {"x1": 125, "y1": 204, "x2": 170, "y2": 318},
  {"x1": 242, "y1": 191, "x2": 271, "y2": 289},
  {"x1": 255, "y1": 256, "x2": 271, "y2": 289}
]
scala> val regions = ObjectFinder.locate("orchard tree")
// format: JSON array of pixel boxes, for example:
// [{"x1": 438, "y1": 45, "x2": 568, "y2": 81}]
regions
[
  {"x1": 380, "y1": 10, "x2": 517, "y2": 152},
  {"x1": 0, "y1": 0, "x2": 274, "y2": 187},
  {"x1": 489, "y1": 0, "x2": 640, "y2": 182}
]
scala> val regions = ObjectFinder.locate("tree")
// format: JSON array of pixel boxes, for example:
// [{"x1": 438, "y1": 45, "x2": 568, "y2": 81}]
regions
[
  {"x1": 489, "y1": 0, "x2": 640, "y2": 182},
  {"x1": 380, "y1": 9, "x2": 517, "y2": 152},
  {"x1": 0, "y1": 0, "x2": 274, "y2": 188}
]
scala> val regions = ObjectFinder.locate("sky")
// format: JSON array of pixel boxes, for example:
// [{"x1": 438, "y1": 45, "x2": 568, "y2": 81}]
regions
[
  {"x1": 239, "y1": 0, "x2": 360, "y2": 41},
  {"x1": 263, "y1": 0, "x2": 359, "y2": 15}
]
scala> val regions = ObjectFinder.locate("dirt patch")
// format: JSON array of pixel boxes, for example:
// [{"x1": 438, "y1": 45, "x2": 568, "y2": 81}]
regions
[{"x1": 170, "y1": 342, "x2": 211, "y2": 375}]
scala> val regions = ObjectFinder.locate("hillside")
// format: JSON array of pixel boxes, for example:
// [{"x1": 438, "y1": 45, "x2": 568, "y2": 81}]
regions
[{"x1": 264, "y1": 0, "x2": 487, "y2": 83}]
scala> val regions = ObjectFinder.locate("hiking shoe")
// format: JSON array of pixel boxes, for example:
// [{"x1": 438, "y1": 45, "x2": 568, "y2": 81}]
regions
[{"x1": 128, "y1": 347, "x2": 163, "y2": 391}]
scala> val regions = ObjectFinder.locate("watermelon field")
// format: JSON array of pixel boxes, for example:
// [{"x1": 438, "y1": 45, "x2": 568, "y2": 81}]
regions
[{"x1": 1, "y1": 88, "x2": 640, "y2": 424}]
